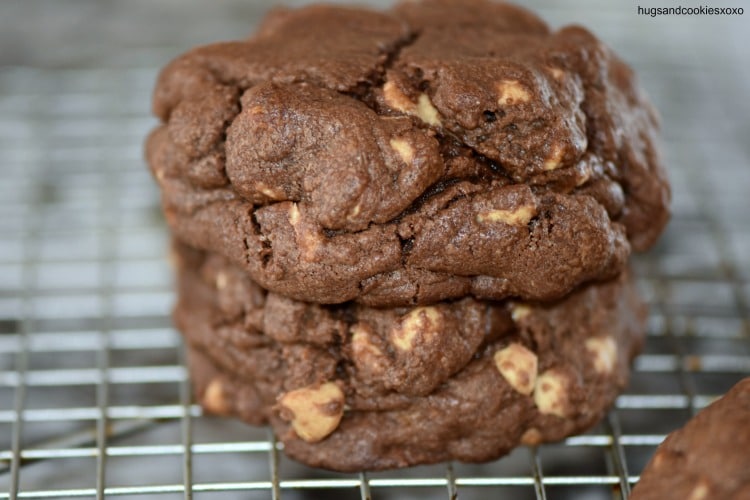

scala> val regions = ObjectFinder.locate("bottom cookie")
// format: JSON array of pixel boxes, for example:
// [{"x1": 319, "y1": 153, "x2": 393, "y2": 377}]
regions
[
  {"x1": 631, "y1": 377, "x2": 750, "y2": 500},
  {"x1": 175, "y1": 245, "x2": 647, "y2": 471}
]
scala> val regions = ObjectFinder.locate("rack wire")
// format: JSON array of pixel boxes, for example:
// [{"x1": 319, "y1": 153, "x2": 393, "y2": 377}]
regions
[{"x1": 0, "y1": 2, "x2": 748, "y2": 499}]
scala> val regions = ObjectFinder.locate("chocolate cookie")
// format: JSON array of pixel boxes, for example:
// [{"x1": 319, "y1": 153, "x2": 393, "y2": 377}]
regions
[
  {"x1": 175, "y1": 241, "x2": 514, "y2": 398},
  {"x1": 631, "y1": 378, "x2": 750, "y2": 500},
  {"x1": 174, "y1": 242, "x2": 647, "y2": 471},
  {"x1": 146, "y1": 0, "x2": 670, "y2": 307}
]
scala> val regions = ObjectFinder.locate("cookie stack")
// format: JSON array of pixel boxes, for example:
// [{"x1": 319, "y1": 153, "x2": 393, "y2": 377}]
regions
[{"x1": 146, "y1": 0, "x2": 670, "y2": 470}]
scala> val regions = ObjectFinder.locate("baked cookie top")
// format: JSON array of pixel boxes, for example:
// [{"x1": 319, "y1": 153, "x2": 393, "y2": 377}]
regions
[
  {"x1": 148, "y1": 0, "x2": 670, "y2": 306},
  {"x1": 631, "y1": 378, "x2": 750, "y2": 500}
]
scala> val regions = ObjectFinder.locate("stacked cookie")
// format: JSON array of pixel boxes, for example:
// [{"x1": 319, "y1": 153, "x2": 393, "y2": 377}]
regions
[{"x1": 146, "y1": 0, "x2": 670, "y2": 470}]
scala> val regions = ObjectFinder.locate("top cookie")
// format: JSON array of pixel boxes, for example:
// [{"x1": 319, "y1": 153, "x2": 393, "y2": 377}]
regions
[{"x1": 147, "y1": 0, "x2": 670, "y2": 306}]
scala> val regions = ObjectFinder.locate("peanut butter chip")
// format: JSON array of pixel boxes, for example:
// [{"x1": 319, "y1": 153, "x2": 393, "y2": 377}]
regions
[
  {"x1": 510, "y1": 303, "x2": 532, "y2": 322},
  {"x1": 494, "y1": 343, "x2": 538, "y2": 395},
  {"x1": 202, "y1": 378, "x2": 230, "y2": 415},
  {"x1": 383, "y1": 80, "x2": 414, "y2": 113},
  {"x1": 390, "y1": 306, "x2": 442, "y2": 352},
  {"x1": 585, "y1": 336, "x2": 617, "y2": 374},
  {"x1": 346, "y1": 203, "x2": 361, "y2": 220},
  {"x1": 256, "y1": 182, "x2": 284, "y2": 199},
  {"x1": 390, "y1": 137, "x2": 415, "y2": 164},
  {"x1": 288, "y1": 203, "x2": 323, "y2": 261},
  {"x1": 278, "y1": 382, "x2": 345, "y2": 443},
  {"x1": 288, "y1": 203, "x2": 301, "y2": 226},
  {"x1": 575, "y1": 162, "x2": 592, "y2": 186},
  {"x1": 520, "y1": 428, "x2": 543, "y2": 446},
  {"x1": 215, "y1": 271, "x2": 228, "y2": 290},
  {"x1": 351, "y1": 324, "x2": 386, "y2": 373},
  {"x1": 533, "y1": 369, "x2": 570, "y2": 417},
  {"x1": 382, "y1": 81, "x2": 441, "y2": 126},
  {"x1": 477, "y1": 205, "x2": 536, "y2": 225},
  {"x1": 497, "y1": 79, "x2": 531, "y2": 105},
  {"x1": 547, "y1": 66, "x2": 565, "y2": 80},
  {"x1": 543, "y1": 143, "x2": 565, "y2": 171},
  {"x1": 416, "y1": 93, "x2": 441, "y2": 126},
  {"x1": 688, "y1": 480, "x2": 710, "y2": 500}
]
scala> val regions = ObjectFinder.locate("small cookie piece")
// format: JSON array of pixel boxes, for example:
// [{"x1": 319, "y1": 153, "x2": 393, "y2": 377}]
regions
[
  {"x1": 146, "y1": 0, "x2": 670, "y2": 307},
  {"x1": 631, "y1": 378, "x2": 750, "y2": 500},
  {"x1": 176, "y1": 242, "x2": 647, "y2": 471}
]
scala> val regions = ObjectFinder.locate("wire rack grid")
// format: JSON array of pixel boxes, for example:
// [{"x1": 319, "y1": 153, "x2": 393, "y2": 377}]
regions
[{"x1": 0, "y1": 2, "x2": 749, "y2": 500}]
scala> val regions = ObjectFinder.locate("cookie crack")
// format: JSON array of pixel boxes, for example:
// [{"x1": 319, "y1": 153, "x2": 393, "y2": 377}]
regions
[
  {"x1": 412, "y1": 281, "x2": 421, "y2": 305},
  {"x1": 248, "y1": 207, "x2": 273, "y2": 268},
  {"x1": 342, "y1": 29, "x2": 421, "y2": 110},
  {"x1": 389, "y1": 177, "x2": 466, "y2": 222},
  {"x1": 166, "y1": 62, "x2": 246, "y2": 192},
  {"x1": 375, "y1": 30, "x2": 420, "y2": 88}
]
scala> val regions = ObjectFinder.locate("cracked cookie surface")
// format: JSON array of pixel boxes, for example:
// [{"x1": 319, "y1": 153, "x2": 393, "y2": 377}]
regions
[
  {"x1": 147, "y1": 0, "x2": 670, "y2": 306},
  {"x1": 174, "y1": 241, "x2": 647, "y2": 471}
]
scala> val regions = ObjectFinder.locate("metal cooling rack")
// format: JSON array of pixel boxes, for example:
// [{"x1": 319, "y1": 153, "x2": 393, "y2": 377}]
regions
[{"x1": 0, "y1": 2, "x2": 749, "y2": 499}]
